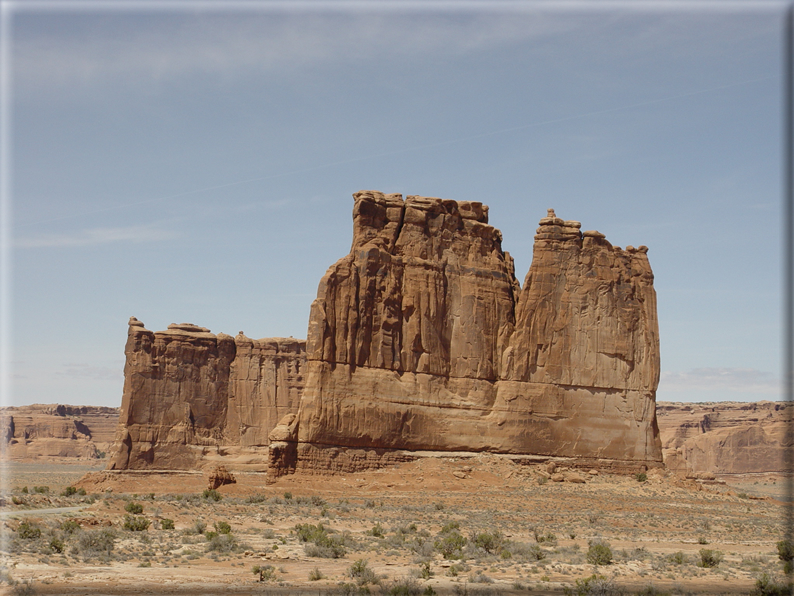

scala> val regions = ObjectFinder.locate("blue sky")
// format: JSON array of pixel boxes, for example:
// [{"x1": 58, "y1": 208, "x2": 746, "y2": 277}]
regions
[{"x1": 3, "y1": 1, "x2": 787, "y2": 407}]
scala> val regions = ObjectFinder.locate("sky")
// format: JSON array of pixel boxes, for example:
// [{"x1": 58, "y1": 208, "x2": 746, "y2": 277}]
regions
[{"x1": 2, "y1": 0, "x2": 788, "y2": 408}]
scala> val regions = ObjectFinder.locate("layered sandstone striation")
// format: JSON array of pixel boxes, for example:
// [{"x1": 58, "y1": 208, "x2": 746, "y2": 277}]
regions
[
  {"x1": 108, "y1": 320, "x2": 305, "y2": 471},
  {"x1": 0, "y1": 404, "x2": 118, "y2": 460},
  {"x1": 657, "y1": 401, "x2": 792, "y2": 475},
  {"x1": 270, "y1": 192, "x2": 662, "y2": 476}
]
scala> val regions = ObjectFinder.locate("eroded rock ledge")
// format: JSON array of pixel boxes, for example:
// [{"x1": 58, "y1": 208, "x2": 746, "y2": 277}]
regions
[{"x1": 267, "y1": 191, "x2": 662, "y2": 477}]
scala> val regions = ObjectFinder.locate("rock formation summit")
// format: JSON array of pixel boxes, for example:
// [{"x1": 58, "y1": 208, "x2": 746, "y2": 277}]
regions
[
  {"x1": 109, "y1": 191, "x2": 662, "y2": 474},
  {"x1": 269, "y1": 191, "x2": 662, "y2": 475}
]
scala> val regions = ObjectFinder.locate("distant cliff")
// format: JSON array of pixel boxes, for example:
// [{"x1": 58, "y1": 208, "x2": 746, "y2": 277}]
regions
[
  {"x1": 657, "y1": 401, "x2": 792, "y2": 475},
  {"x1": 0, "y1": 404, "x2": 118, "y2": 460}
]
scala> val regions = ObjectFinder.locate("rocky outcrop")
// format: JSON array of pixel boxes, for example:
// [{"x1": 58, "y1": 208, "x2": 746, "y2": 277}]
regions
[
  {"x1": 270, "y1": 192, "x2": 662, "y2": 476},
  {"x1": 207, "y1": 465, "x2": 236, "y2": 490},
  {"x1": 0, "y1": 404, "x2": 118, "y2": 460},
  {"x1": 108, "y1": 319, "x2": 305, "y2": 471},
  {"x1": 657, "y1": 401, "x2": 792, "y2": 475}
]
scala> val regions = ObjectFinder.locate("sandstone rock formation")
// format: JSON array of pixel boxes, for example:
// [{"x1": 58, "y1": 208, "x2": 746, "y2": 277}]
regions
[
  {"x1": 207, "y1": 465, "x2": 236, "y2": 490},
  {"x1": 269, "y1": 192, "x2": 662, "y2": 476},
  {"x1": 108, "y1": 319, "x2": 305, "y2": 471},
  {"x1": 0, "y1": 404, "x2": 118, "y2": 460},
  {"x1": 657, "y1": 401, "x2": 792, "y2": 475}
]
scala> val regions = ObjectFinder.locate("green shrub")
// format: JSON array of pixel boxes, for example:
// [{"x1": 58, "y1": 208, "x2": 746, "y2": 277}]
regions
[
  {"x1": 777, "y1": 540, "x2": 794, "y2": 575},
  {"x1": 205, "y1": 531, "x2": 218, "y2": 541},
  {"x1": 667, "y1": 551, "x2": 687, "y2": 565},
  {"x1": 123, "y1": 515, "x2": 150, "y2": 532},
  {"x1": 202, "y1": 489, "x2": 222, "y2": 501},
  {"x1": 160, "y1": 518, "x2": 175, "y2": 530},
  {"x1": 62, "y1": 486, "x2": 78, "y2": 497},
  {"x1": 49, "y1": 538, "x2": 65, "y2": 554},
  {"x1": 636, "y1": 472, "x2": 648, "y2": 482},
  {"x1": 349, "y1": 559, "x2": 380, "y2": 586},
  {"x1": 124, "y1": 501, "x2": 144, "y2": 514},
  {"x1": 369, "y1": 522, "x2": 385, "y2": 538},
  {"x1": 61, "y1": 519, "x2": 80, "y2": 534},
  {"x1": 296, "y1": 523, "x2": 347, "y2": 558},
  {"x1": 753, "y1": 573, "x2": 791, "y2": 596},
  {"x1": 563, "y1": 574, "x2": 619, "y2": 596},
  {"x1": 75, "y1": 528, "x2": 116, "y2": 557},
  {"x1": 384, "y1": 577, "x2": 421, "y2": 596},
  {"x1": 20, "y1": 486, "x2": 28, "y2": 493},
  {"x1": 207, "y1": 533, "x2": 238, "y2": 553},
  {"x1": 473, "y1": 530, "x2": 504, "y2": 554},
  {"x1": 17, "y1": 521, "x2": 41, "y2": 540},
  {"x1": 434, "y1": 530, "x2": 467, "y2": 559},
  {"x1": 78, "y1": 487, "x2": 86, "y2": 496},
  {"x1": 11, "y1": 496, "x2": 25, "y2": 505},
  {"x1": 214, "y1": 521, "x2": 231, "y2": 535},
  {"x1": 418, "y1": 561, "x2": 433, "y2": 579},
  {"x1": 586, "y1": 541, "x2": 613, "y2": 565},
  {"x1": 33, "y1": 486, "x2": 49, "y2": 494},
  {"x1": 253, "y1": 564, "x2": 276, "y2": 582},
  {"x1": 698, "y1": 549, "x2": 723, "y2": 568},
  {"x1": 283, "y1": 491, "x2": 293, "y2": 500}
]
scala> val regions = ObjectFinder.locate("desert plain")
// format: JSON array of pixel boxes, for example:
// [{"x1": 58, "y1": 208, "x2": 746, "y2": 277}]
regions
[{"x1": 0, "y1": 454, "x2": 790, "y2": 596}]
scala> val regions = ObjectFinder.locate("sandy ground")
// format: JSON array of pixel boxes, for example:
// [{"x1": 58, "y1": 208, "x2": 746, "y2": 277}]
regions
[{"x1": 0, "y1": 456, "x2": 790, "y2": 595}]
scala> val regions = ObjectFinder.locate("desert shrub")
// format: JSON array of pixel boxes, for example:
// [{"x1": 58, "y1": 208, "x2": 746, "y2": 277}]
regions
[
  {"x1": 246, "y1": 493, "x2": 268, "y2": 504},
  {"x1": 586, "y1": 540, "x2": 613, "y2": 566},
  {"x1": 16, "y1": 521, "x2": 41, "y2": 540},
  {"x1": 32, "y1": 486, "x2": 49, "y2": 494},
  {"x1": 418, "y1": 561, "x2": 433, "y2": 579},
  {"x1": 123, "y1": 515, "x2": 150, "y2": 532},
  {"x1": 160, "y1": 518, "x2": 175, "y2": 530},
  {"x1": 473, "y1": 530, "x2": 504, "y2": 554},
  {"x1": 214, "y1": 521, "x2": 231, "y2": 535},
  {"x1": 384, "y1": 577, "x2": 422, "y2": 596},
  {"x1": 283, "y1": 491, "x2": 293, "y2": 500},
  {"x1": 440, "y1": 521, "x2": 460, "y2": 533},
  {"x1": 636, "y1": 472, "x2": 648, "y2": 482},
  {"x1": 11, "y1": 496, "x2": 25, "y2": 505},
  {"x1": 435, "y1": 530, "x2": 467, "y2": 559},
  {"x1": 697, "y1": 549, "x2": 723, "y2": 568},
  {"x1": 434, "y1": 502, "x2": 444, "y2": 511},
  {"x1": 75, "y1": 528, "x2": 116, "y2": 556},
  {"x1": 49, "y1": 538, "x2": 64, "y2": 554},
  {"x1": 20, "y1": 486, "x2": 28, "y2": 494},
  {"x1": 369, "y1": 522, "x2": 385, "y2": 538},
  {"x1": 309, "y1": 567, "x2": 325, "y2": 581},
  {"x1": 312, "y1": 495, "x2": 326, "y2": 507},
  {"x1": 469, "y1": 571, "x2": 493, "y2": 584},
  {"x1": 124, "y1": 501, "x2": 144, "y2": 514},
  {"x1": 60, "y1": 519, "x2": 80, "y2": 534},
  {"x1": 78, "y1": 488, "x2": 86, "y2": 496},
  {"x1": 753, "y1": 573, "x2": 791, "y2": 596},
  {"x1": 61, "y1": 486, "x2": 78, "y2": 497},
  {"x1": 296, "y1": 522, "x2": 346, "y2": 558},
  {"x1": 777, "y1": 540, "x2": 794, "y2": 574},
  {"x1": 697, "y1": 536, "x2": 709, "y2": 545},
  {"x1": 204, "y1": 531, "x2": 218, "y2": 541},
  {"x1": 563, "y1": 574, "x2": 623, "y2": 596},
  {"x1": 510, "y1": 542, "x2": 546, "y2": 561},
  {"x1": 252, "y1": 564, "x2": 276, "y2": 582},
  {"x1": 348, "y1": 559, "x2": 380, "y2": 586},
  {"x1": 190, "y1": 519, "x2": 207, "y2": 535},
  {"x1": 202, "y1": 489, "x2": 222, "y2": 501},
  {"x1": 667, "y1": 551, "x2": 687, "y2": 565},
  {"x1": 635, "y1": 585, "x2": 671, "y2": 596},
  {"x1": 207, "y1": 533, "x2": 238, "y2": 553}
]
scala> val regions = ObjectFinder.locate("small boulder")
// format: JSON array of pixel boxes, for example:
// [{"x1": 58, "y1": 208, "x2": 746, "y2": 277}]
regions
[{"x1": 207, "y1": 465, "x2": 236, "y2": 490}]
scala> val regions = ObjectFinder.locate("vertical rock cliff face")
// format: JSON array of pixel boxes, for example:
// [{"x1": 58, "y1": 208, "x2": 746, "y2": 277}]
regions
[
  {"x1": 109, "y1": 319, "x2": 305, "y2": 470},
  {"x1": 270, "y1": 192, "x2": 662, "y2": 475}
]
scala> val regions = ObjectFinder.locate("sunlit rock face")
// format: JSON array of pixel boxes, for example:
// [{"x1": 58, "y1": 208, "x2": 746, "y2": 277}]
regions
[
  {"x1": 108, "y1": 319, "x2": 305, "y2": 471},
  {"x1": 270, "y1": 192, "x2": 662, "y2": 476}
]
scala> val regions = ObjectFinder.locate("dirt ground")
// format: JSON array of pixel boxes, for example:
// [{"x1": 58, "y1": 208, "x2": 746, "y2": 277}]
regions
[{"x1": 0, "y1": 456, "x2": 790, "y2": 595}]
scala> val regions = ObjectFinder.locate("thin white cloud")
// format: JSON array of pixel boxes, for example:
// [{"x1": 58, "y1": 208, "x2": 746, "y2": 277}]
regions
[
  {"x1": 12, "y1": 12, "x2": 583, "y2": 94},
  {"x1": 659, "y1": 367, "x2": 781, "y2": 395},
  {"x1": 16, "y1": 224, "x2": 178, "y2": 248},
  {"x1": 56, "y1": 362, "x2": 122, "y2": 381}
]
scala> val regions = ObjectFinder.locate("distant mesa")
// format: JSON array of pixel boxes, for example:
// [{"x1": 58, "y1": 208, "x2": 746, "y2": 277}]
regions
[{"x1": 107, "y1": 190, "x2": 663, "y2": 476}]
